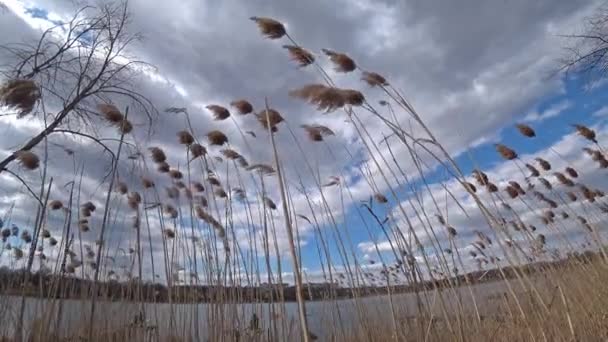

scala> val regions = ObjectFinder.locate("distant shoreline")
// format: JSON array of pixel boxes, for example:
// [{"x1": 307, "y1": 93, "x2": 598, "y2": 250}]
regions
[{"x1": 0, "y1": 251, "x2": 598, "y2": 304}]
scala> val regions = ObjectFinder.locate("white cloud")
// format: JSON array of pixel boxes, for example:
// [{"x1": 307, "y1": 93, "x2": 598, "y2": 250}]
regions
[{"x1": 524, "y1": 100, "x2": 572, "y2": 122}]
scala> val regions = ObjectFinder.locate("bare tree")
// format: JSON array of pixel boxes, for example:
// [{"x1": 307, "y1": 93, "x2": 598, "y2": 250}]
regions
[
  {"x1": 560, "y1": 3, "x2": 608, "y2": 81},
  {"x1": 0, "y1": 1, "x2": 155, "y2": 173}
]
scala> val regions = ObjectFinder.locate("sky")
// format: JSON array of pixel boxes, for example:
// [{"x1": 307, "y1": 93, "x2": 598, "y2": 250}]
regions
[{"x1": 1, "y1": 0, "x2": 608, "y2": 286}]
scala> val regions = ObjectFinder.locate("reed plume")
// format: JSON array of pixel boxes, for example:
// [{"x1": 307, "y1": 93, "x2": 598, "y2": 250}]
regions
[
  {"x1": 15, "y1": 151, "x2": 40, "y2": 170},
  {"x1": 207, "y1": 130, "x2": 228, "y2": 145},
  {"x1": 230, "y1": 99, "x2": 253, "y2": 115},
  {"x1": 250, "y1": 16, "x2": 286, "y2": 39},
  {"x1": 321, "y1": 49, "x2": 356, "y2": 72},
  {"x1": 256, "y1": 108, "x2": 284, "y2": 129},
  {"x1": 495, "y1": 144, "x2": 517, "y2": 160},
  {"x1": 0, "y1": 79, "x2": 40, "y2": 117},
  {"x1": 48, "y1": 200, "x2": 63, "y2": 210},
  {"x1": 283, "y1": 45, "x2": 315, "y2": 67},
  {"x1": 361, "y1": 71, "x2": 388, "y2": 87},
  {"x1": 516, "y1": 124, "x2": 536, "y2": 137},
  {"x1": 536, "y1": 158, "x2": 551, "y2": 171},
  {"x1": 573, "y1": 124, "x2": 597, "y2": 143},
  {"x1": 178, "y1": 130, "x2": 195, "y2": 145},
  {"x1": 149, "y1": 147, "x2": 167, "y2": 163},
  {"x1": 206, "y1": 105, "x2": 231, "y2": 120}
]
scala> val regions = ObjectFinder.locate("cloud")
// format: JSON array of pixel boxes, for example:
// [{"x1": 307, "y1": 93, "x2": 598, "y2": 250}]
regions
[{"x1": 524, "y1": 100, "x2": 572, "y2": 123}]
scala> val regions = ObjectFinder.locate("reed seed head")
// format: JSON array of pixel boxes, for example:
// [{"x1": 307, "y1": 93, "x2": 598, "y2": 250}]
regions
[
  {"x1": 190, "y1": 143, "x2": 206, "y2": 158},
  {"x1": 206, "y1": 104, "x2": 230, "y2": 120},
  {"x1": 321, "y1": 48, "x2": 356, "y2": 72},
  {"x1": 565, "y1": 166, "x2": 578, "y2": 178},
  {"x1": 15, "y1": 150, "x2": 40, "y2": 170},
  {"x1": 495, "y1": 144, "x2": 517, "y2": 160},
  {"x1": 207, "y1": 130, "x2": 228, "y2": 145},
  {"x1": 536, "y1": 158, "x2": 551, "y2": 171},
  {"x1": 573, "y1": 124, "x2": 597, "y2": 143},
  {"x1": 283, "y1": 45, "x2": 315, "y2": 67},
  {"x1": 149, "y1": 147, "x2": 167, "y2": 163},
  {"x1": 157, "y1": 162, "x2": 170, "y2": 173},
  {"x1": 250, "y1": 16, "x2": 286, "y2": 39},
  {"x1": 264, "y1": 196, "x2": 277, "y2": 210},
  {"x1": 177, "y1": 130, "x2": 194, "y2": 145},
  {"x1": 0, "y1": 79, "x2": 40, "y2": 117},
  {"x1": 256, "y1": 109, "x2": 284, "y2": 130},
  {"x1": 516, "y1": 123, "x2": 536, "y2": 137},
  {"x1": 230, "y1": 99, "x2": 253, "y2": 115},
  {"x1": 361, "y1": 71, "x2": 388, "y2": 87},
  {"x1": 49, "y1": 200, "x2": 63, "y2": 210},
  {"x1": 169, "y1": 169, "x2": 183, "y2": 179}
]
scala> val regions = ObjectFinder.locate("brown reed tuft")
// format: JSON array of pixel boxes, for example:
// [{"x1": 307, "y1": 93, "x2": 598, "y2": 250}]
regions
[
  {"x1": 525, "y1": 163, "x2": 540, "y2": 177},
  {"x1": 565, "y1": 166, "x2": 578, "y2": 178},
  {"x1": 264, "y1": 196, "x2": 277, "y2": 210},
  {"x1": 149, "y1": 147, "x2": 167, "y2": 163},
  {"x1": 290, "y1": 84, "x2": 364, "y2": 111},
  {"x1": 206, "y1": 104, "x2": 231, "y2": 120},
  {"x1": 495, "y1": 144, "x2": 517, "y2": 160},
  {"x1": 472, "y1": 169, "x2": 488, "y2": 185},
  {"x1": 447, "y1": 226, "x2": 457, "y2": 237},
  {"x1": 214, "y1": 188, "x2": 228, "y2": 198},
  {"x1": 141, "y1": 177, "x2": 155, "y2": 189},
  {"x1": 232, "y1": 188, "x2": 246, "y2": 201},
  {"x1": 192, "y1": 182, "x2": 205, "y2": 192},
  {"x1": 505, "y1": 185, "x2": 519, "y2": 198},
  {"x1": 567, "y1": 192, "x2": 577, "y2": 202},
  {"x1": 516, "y1": 123, "x2": 536, "y2": 137},
  {"x1": 169, "y1": 169, "x2": 183, "y2": 179},
  {"x1": 554, "y1": 172, "x2": 574, "y2": 187},
  {"x1": 580, "y1": 185, "x2": 596, "y2": 202},
  {"x1": 508, "y1": 181, "x2": 525, "y2": 195},
  {"x1": 127, "y1": 192, "x2": 141, "y2": 210},
  {"x1": 41, "y1": 229, "x2": 51, "y2": 239},
  {"x1": 164, "y1": 228, "x2": 176, "y2": 238},
  {"x1": 190, "y1": 143, "x2": 206, "y2": 158},
  {"x1": 15, "y1": 150, "x2": 40, "y2": 170},
  {"x1": 0, "y1": 79, "x2": 40, "y2": 117},
  {"x1": 164, "y1": 204, "x2": 178, "y2": 219},
  {"x1": 573, "y1": 124, "x2": 597, "y2": 143},
  {"x1": 119, "y1": 119, "x2": 133, "y2": 134},
  {"x1": 374, "y1": 193, "x2": 388, "y2": 203},
  {"x1": 301, "y1": 124, "x2": 335, "y2": 142},
  {"x1": 221, "y1": 148, "x2": 242, "y2": 160},
  {"x1": 538, "y1": 177, "x2": 552, "y2": 190},
  {"x1": 321, "y1": 49, "x2": 356, "y2": 72},
  {"x1": 49, "y1": 237, "x2": 58, "y2": 246},
  {"x1": 207, "y1": 176, "x2": 221, "y2": 186},
  {"x1": 361, "y1": 71, "x2": 388, "y2": 87},
  {"x1": 256, "y1": 108, "x2": 284, "y2": 129},
  {"x1": 207, "y1": 130, "x2": 228, "y2": 145},
  {"x1": 250, "y1": 16, "x2": 286, "y2": 39},
  {"x1": 79, "y1": 220, "x2": 89, "y2": 232},
  {"x1": 230, "y1": 99, "x2": 253, "y2": 115},
  {"x1": 246, "y1": 163, "x2": 276, "y2": 175},
  {"x1": 174, "y1": 180, "x2": 186, "y2": 189},
  {"x1": 486, "y1": 182, "x2": 498, "y2": 193},
  {"x1": 98, "y1": 103, "x2": 123, "y2": 123},
  {"x1": 283, "y1": 45, "x2": 315, "y2": 67},
  {"x1": 536, "y1": 158, "x2": 551, "y2": 171},
  {"x1": 464, "y1": 182, "x2": 477, "y2": 193},
  {"x1": 49, "y1": 200, "x2": 63, "y2": 210},
  {"x1": 177, "y1": 130, "x2": 194, "y2": 145}
]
